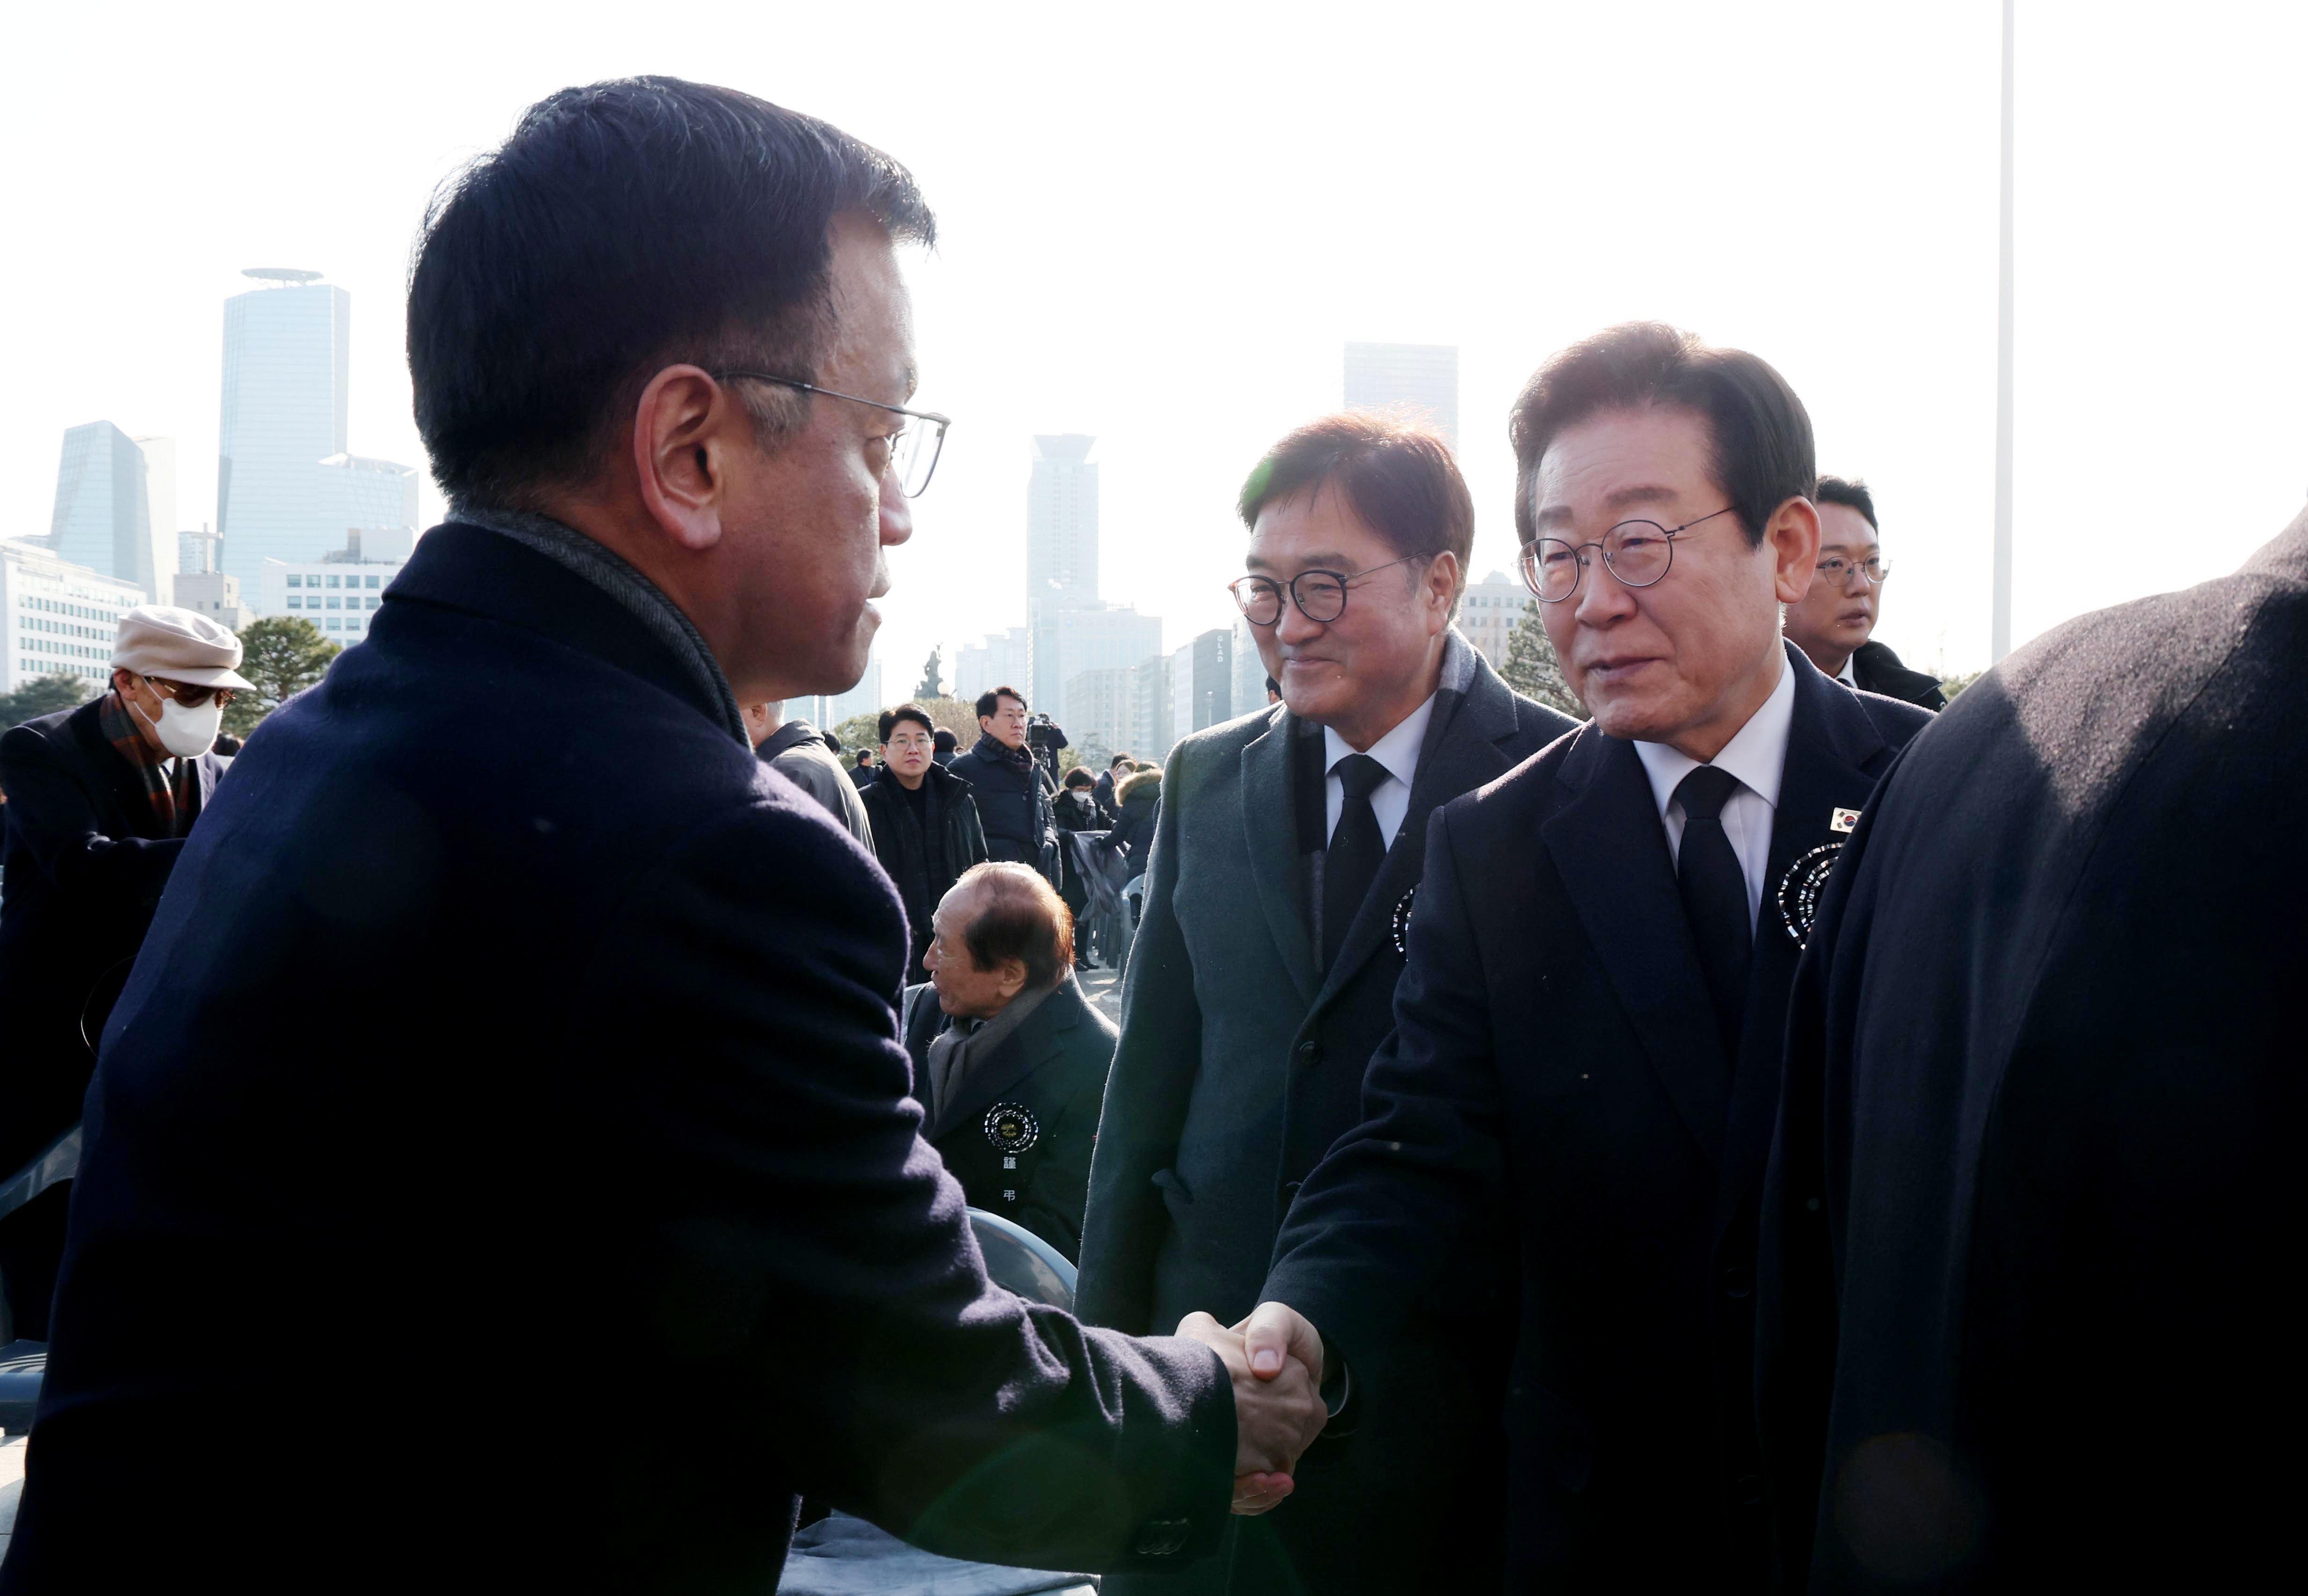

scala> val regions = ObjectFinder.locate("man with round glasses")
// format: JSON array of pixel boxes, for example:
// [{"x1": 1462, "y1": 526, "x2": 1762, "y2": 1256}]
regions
[
  {"x1": 1244, "y1": 324, "x2": 1934, "y2": 1592},
  {"x1": 1080, "y1": 411, "x2": 1573, "y2": 1596},
  {"x1": 1779, "y1": 474, "x2": 1947, "y2": 710},
  {"x1": 0, "y1": 605, "x2": 248, "y2": 1342}
]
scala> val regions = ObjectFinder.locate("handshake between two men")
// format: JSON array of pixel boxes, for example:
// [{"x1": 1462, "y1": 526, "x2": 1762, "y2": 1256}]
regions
[{"x1": 1174, "y1": 1301, "x2": 1332, "y2": 1516}]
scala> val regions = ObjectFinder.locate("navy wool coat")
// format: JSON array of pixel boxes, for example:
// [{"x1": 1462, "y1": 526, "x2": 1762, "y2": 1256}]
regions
[{"x1": 0, "y1": 523, "x2": 1232, "y2": 1595}]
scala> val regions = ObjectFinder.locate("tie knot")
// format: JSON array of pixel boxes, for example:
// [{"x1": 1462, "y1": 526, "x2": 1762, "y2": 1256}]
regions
[
  {"x1": 1333, "y1": 753, "x2": 1390, "y2": 802},
  {"x1": 1674, "y1": 764, "x2": 1741, "y2": 822}
]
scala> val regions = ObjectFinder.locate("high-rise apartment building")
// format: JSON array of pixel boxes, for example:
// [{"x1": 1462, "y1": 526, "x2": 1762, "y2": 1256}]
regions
[
  {"x1": 1457, "y1": 569, "x2": 1528, "y2": 672},
  {"x1": 1032, "y1": 604, "x2": 1162, "y2": 725},
  {"x1": 955, "y1": 627, "x2": 1031, "y2": 707},
  {"x1": 1062, "y1": 667, "x2": 1133, "y2": 763},
  {"x1": 1344, "y1": 341, "x2": 1460, "y2": 454},
  {"x1": 3, "y1": 539, "x2": 148, "y2": 694},
  {"x1": 1027, "y1": 434, "x2": 1099, "y2": 610},
  {"x1": 48, "y1": 421, "x2": 165, "y2": 600},
  {"x1": 217, "y1": 269, "x2": 421, "y2": 604}
]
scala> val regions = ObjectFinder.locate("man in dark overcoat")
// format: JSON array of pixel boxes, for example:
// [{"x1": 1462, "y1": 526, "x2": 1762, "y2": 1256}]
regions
[
  {"x1": 1757, "y1": 509, "x2": 2308, "y2": 1591},
  {"x1": 955, "y1": 685, "x2": 1059, "y2": 883},
  {"x1": 0, "y1": 79, "x2": 1326, "y2": 1594},
  {"x1": 0, "y1": 606, "x2": 246, "y2": 1339},
  {"x1": 901, "y1": 863, "x2": 1113, "y2": 1262},
  {"x1": 860, "y1": 701, "x2": 990, "y2": 983},
  {"x1": 1078, "y1": 413, "x2": 1575, "y2": 1595},
  {"x1": 1242, "y1": 325, "x2": 1930, "y2": 1592}
]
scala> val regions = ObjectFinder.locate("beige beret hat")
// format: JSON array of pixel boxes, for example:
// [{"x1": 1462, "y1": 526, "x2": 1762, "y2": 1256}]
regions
[{"x1": 109, "y1": 605, "x2": 255, "y2": 691}]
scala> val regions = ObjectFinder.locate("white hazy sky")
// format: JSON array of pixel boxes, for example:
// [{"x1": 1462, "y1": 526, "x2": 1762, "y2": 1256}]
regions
[{"x1": 6, "y1": 1, "x2": 2303, "y2": 694}]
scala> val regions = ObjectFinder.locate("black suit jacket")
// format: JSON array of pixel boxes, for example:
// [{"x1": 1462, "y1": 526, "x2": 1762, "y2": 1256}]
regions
[
  {"x1": 1758, "y1": 513, "x2": 2308, "y2": 1591},
  {"x1": 1079, "y1": 634, "x2": 1573, "y2": 1595},
  {"x1": 1264, "y1": 646, "x2": 1928, "y2": 1593},
  {"x1": 0, "y1": 697, "x2": 224, "y2": 1173},
  {"x1": 902, "y1": 975, "x2": 1114, "y2": 1263},
  {"x1": 0, "y1": 523, "x2": 1231, "y2": 1595}
]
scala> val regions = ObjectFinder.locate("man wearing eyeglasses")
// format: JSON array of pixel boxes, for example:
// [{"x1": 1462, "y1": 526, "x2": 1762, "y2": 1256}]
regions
[
  {"x1": 5, "y1": 80, "x2": 1316, "y2": 1593},
  {"x1": 0, "y1": 605, "x2": 247, "y2": 1342},
  {"x1": 1780, "y1": 475, "x2": 1947, "y2": 710},
  {"x1": 1237, "y1": 325, "x2": 1935, "y2": 1593},
  {"x1": 1079, "y1": 412, "x2": 1574, "y2": 1596}
]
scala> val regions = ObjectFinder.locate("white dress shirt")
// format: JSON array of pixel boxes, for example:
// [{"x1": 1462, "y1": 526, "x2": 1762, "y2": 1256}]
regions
[
  {"x1": 1321, "y1": 691, "x2": 1437, "y2": 851},
  {"x1": 1631, "y1": 659, "x2": 1796, "y2": 927},
  {"x1": 1836, "y1": 654, "x2": 1859, "y2": 688}
]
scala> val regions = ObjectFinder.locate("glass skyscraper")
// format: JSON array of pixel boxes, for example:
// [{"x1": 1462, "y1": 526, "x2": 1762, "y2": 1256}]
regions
[
  {"x1": 49, "y1": 420, "x2": 163, "y2": 600},
  {"x1": 214, "y1": 270, "x2": 416, "y2": 603}
]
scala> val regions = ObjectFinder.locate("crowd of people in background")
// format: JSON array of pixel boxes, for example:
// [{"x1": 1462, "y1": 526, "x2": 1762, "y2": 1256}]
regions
[{"x1": 0, "y1": 72, "x2": 2297, "y2": 1596}]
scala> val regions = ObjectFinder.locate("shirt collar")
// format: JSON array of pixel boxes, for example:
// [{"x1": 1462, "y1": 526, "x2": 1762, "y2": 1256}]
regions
[
  {"x1": 1321, "y1": 690, "x2": 1438, "y2": 791},
  {"x1": 1836, "y1": 653, "x2": 1858, "y2": 687},
  {"x1": 1630, "y1": 651, "x2": 1798, "y2": 819}
]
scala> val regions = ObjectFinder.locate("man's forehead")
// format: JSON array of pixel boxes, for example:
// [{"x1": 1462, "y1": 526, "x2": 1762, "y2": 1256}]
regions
[{"x1": 1532, "y1": 409, "x2": 1715, "y2": 522}]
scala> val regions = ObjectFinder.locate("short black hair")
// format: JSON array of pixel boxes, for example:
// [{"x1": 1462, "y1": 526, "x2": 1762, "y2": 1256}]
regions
[
  {"x1": 1108, "y1": 753, "x2": 1133, "y2": 769},
  {"x1": 1238, "y1": 412, "x2": 1474, "y2": 612},
  {"x1": 878, "y1": 703, "x2": 935, "y2": 742},
  {"x1": 975, "y1": 686, "x2": 1025, "y2": 720},
  {"x1": 854, "y1": 749, "x2": 874, "y2": 765},
  {"x1": 409, "y1": 77, "x2": 934, "y2": 511},
  {"x1": 1265, "y1": 675, "x2": 1280, "y2": 695},
  {"x1": 954, "y1": 862, "x2": 1073, "y2": 990},
  {"x1": 932, "y1": 727, "x2": 957, "y2": 752},
  {"x1": 1509, "y1": 322, "x2": 1815, "y2": 550},
  {"x1": 1062, "y1": 766, "x2": 1095, "y2": 789},
  {"x1": 1814, "y1": 474, "x2": 1878, "y2": 533}
]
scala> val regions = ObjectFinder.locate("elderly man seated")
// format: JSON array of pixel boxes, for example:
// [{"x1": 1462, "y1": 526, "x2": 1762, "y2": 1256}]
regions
[{"x1": 901, "y1": 863, "x2": 1114, "y2": 1262}]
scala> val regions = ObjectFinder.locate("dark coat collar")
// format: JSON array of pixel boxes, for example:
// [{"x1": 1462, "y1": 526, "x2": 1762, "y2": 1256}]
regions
[
  {"x1": 928, "y1": 976, "x2": 1091, "y2": 1139},
  {"x1": 386, "y1": 523, "x2": 732, "y2": 732},
  {"x1": 1544, "y1": 644, "x2": 1888, "y2": 1173}
]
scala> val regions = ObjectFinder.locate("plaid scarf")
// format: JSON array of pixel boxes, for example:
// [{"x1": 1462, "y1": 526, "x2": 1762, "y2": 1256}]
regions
[{"x1": 99, "y1": 688, "x2": 199, "y2": 838}]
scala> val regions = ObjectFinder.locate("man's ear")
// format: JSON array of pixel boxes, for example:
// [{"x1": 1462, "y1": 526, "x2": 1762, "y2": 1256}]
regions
[
  {"x1": 997, "y1": 958, "x2": 1030, "y2": 1001},
  {"x1": 1765, "y1": 496, "x2": 1822, "y2": 605},
  {"x1": 1424, "y1": 550, "x2": 1462, "y2": 628},
  {"x1": 632, "y1": 364, "x2": 738, "y2": 554}
]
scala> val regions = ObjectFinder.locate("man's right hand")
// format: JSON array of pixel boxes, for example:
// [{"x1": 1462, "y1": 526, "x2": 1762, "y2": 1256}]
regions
[{"x1": 1174, "y1": 1310, "x2": 1329, "y2": 1509}]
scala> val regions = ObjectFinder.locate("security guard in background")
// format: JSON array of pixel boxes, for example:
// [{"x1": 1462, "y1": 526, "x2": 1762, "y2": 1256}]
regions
[{"x1": 901, "y1": 862, "x2": 1112, "y2": 1263}]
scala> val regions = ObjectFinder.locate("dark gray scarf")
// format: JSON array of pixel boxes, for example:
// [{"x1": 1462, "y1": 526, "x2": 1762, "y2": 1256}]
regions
[{"x1": 456, "y1": 504, "x2": 750, "y2": 747}]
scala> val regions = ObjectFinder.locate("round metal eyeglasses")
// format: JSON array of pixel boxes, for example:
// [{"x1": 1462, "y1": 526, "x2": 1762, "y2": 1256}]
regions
[
  {"x1": 714, "y1": 371, "x2": 950, "y2": 498},
  {"x1": 1815, "y1": 556, "x2": 1891, "y2": 587},
  {"x1": 1229, "y1": 553, "x2": 1425, "y2": 627},
  {"x1": 1519, "y1": 505, "x2": 1738, "y2": 603}
]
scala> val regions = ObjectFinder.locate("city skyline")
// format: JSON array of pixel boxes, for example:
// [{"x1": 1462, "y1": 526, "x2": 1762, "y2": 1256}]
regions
[{"x1": 5, "y1": 5, "x2": 2303, "y2": 707}]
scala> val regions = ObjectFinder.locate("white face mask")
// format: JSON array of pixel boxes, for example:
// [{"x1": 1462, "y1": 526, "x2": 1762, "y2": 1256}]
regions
[{"x1": 137, "y1": 689, "x2": 224, "y2": 758}]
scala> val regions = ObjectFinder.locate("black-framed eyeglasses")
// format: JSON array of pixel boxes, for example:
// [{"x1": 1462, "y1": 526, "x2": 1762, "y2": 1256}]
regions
[
  {"x1": 1229, "y1": 553, "x2": 1427, "y2": 627},
  {"x1": 1815, "y1": 555, "x2": 1891, "y2": 587},
  {"x1": 714, "y1": 371, "x2": 951, "y2": 498},
  {"x1": 1519, "y1": 505, "x2": 1739, "y2": 603}
]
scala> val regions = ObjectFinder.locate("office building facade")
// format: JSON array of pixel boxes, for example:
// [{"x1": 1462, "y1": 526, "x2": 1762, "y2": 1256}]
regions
[
  {"x1": 3, "y1": 540, "x2": 149, "y2": 694},
  {"x1": 258, "y1": 556, "x2": 407, "y2": 647},
  {"x1": 955, "y1": 626, "x2": 1030, "y2": 708},
  {"x1": 1062, "y1": 667, "x2": 1133, "y2": 764},
  {"x1": 48, "y1": 421, "x2": 165, "y2": 601},
  {"x1": 173, "y1": 571, "x2": 254, "y2": 633},
  {"x1": 1344, "y1": 341, "x2": 1460, "y2": 454},
  {"x1": 1457, "y1": 569, "x2": 1528, "y2": 672},
  {"x1": 1031, "y1": 603, "x2": 1162, "y2": 726},
  {"x1": 1027, "y1": 434, "x2": 1099, "y2": 610}
]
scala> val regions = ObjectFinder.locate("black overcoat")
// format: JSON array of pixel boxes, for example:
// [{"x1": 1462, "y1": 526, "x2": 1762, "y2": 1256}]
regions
[
  {"x1": 902, "y1": 974, "x2": 1115, "y2": 1263},
  {"x1": 1079, "y1": 634, "x2": 1573, "y2": 1595},
  {"x1": 1758, "y1": 512, "x2": 2308, "y2": 1591},
  {"x1": 0, "y1": 697, "x2": 224, "y2": 1174},
  {"x1": 0, "y1": 523, "x2": 1232, "y2": 1594},
  {"x1": 1263, "y1": 645, "x2": 1927, "y2": 1593}
]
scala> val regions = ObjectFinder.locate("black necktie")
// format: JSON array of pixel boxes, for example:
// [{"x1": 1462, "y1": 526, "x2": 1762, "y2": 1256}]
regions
[
  {"x1": 1673, "y1": 765, "x2": 1752, "y2": 1059},
  {"x1": 1323, "y1": 754, "x2": 1391, "y2": 968}
]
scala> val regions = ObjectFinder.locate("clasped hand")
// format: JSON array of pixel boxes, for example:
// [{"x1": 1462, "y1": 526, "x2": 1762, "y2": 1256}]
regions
[{"x1": 1176, "y1": 1301, "x2": 1327, "y2": 1516}]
